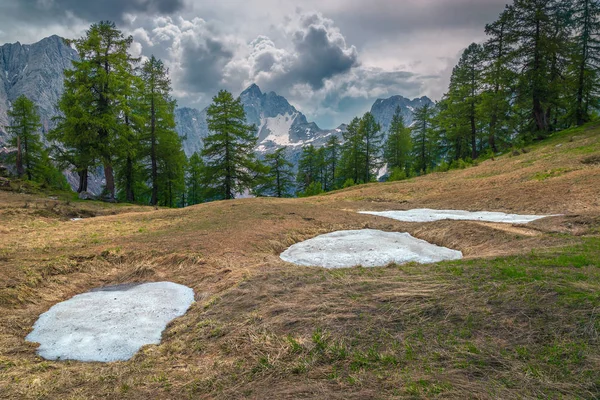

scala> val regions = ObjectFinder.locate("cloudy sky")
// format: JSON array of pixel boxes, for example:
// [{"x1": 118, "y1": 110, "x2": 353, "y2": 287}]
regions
[{"x1": 0, "y1": 0, "x2": 508, "y2": 128}]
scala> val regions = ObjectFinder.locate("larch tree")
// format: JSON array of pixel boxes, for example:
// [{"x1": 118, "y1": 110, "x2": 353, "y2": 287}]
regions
[
  {"x1": 186, "y1": 152, "x2": 206, "y2": 206},
  {"x1": 255, "y1": 147, "x2": 294, "y2": 198},
  {"x1": 384, "y1": 106, "x2": 412, "y2": 175},
  {"x1": 202, "y1": 90, "x2": 264, "y2": 200},
  {"x1": 6, "y1": 95, "x2": 43, "y2": 180},
  {"x1": 571, "y1": 0, "x2": 600, "y2": 125},
  {"x1": 359, "y1": 112, "x2": 383, "y2": 182}
]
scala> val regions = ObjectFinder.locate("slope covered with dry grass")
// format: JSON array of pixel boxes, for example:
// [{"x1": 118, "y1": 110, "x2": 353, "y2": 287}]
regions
[{"x1": 0, "y1": 124, "x2": 599, "y2": 399}]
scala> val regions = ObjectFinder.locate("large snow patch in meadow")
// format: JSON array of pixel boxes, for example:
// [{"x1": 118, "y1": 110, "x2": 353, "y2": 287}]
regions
[
  {"x1": 280, "y1": 229, "x2": 462, "y2": 269},
  {"x1": 26, "y1": 282, "x2": 194, "y2": 362},
  {"x1": 360, "y1": 209, "x2": 553, "y2": 224}
]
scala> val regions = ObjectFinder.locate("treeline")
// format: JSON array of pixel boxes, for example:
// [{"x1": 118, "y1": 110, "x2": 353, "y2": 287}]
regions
[
  {"x1": 4, "y1": 0, "x2": 600, "y2": 203},
  {"x1": 295, "y1": 0, "x2": 600, "y2": 195}
]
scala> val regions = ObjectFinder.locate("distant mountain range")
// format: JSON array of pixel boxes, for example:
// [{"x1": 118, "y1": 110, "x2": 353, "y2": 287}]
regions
[{"x1": 0, "y1": 35, "x2": 433, "y2": 185}]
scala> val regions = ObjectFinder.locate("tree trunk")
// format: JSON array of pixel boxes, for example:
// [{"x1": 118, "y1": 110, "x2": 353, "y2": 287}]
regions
[
  {"x1": 16, "y1": 135, "x2": 24, "y2": 178},
  {"x1": 103, "y1": 161, "x2": 116, "y2": 202},
  {"x1": 78, "y1": 168, "x2": 88, "y2": 193},
  {"x1": 125, "y1": 155, "x2": 135, "y2": 203},
  {"x1": 150, "y1": 96, "x2": 159, "y2": 206}
]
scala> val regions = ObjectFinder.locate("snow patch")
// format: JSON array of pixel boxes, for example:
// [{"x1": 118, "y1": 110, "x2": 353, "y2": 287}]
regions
[
  {"x1": 26, "y1": 282, "x2": 195, "y2": 362},
  {"x1": 360, "y1": 209, "x2": 555, "y2": 224},
  {"x1": 280, "y1": 229, "x2": 462, "y2": 269},
  {"x1": 261, "y1": 113, "x2": 297, "y2": 146}
]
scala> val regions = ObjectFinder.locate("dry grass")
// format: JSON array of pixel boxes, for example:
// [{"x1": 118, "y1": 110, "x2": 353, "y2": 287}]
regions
[{"x1": 0, "y1": 124, "x2": 599, "y2": 399}]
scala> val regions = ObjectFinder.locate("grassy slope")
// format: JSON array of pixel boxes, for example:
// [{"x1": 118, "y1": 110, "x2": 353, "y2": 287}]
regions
[{"x1": 0, "y1": 124, "x2": 599, "y2": 399}]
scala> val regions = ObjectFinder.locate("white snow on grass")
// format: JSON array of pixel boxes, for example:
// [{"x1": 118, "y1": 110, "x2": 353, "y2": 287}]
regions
[
  {"x1": 26, "y1": 282, "x2": 194, "y2": 362},
  {"x1": 360, "y1": 209, "x2": 554, "y2": 224},
  {"x1": 280, "y1": 229, "x2": 462, "y2": 269}
]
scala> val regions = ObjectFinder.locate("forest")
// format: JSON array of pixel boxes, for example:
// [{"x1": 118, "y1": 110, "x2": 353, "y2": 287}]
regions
[{"x1": 4, "y1": 0, "x2": 599, "y2": 205}]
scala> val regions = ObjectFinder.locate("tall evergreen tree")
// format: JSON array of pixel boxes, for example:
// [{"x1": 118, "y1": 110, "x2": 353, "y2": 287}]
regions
[
  {"x1": 186, "y1": 152, "x2": 206, "y2": 206},
  {"x1": 384, "y1": 106, "x2": 412, "y2": 174},
  {"x1": 571, "y1": 0, "x2": 600, "y2": 125},
  {"x1": 202, "y1": 90, "x2": 264, "y2": 200},
  {"x1": 359, "y1": 112, "x2": 383, "y2": 182},
  {"x1": 412, "y1": 103, "x2": 437, "y2": 174},
  {"x1": 54, "y1": 22, "x2": 136, "y2": 199},
  {"x1": 323, "y1": 135, "x2": 341, "y2": 190},
  {"x1": 140, "y1": 55, "x2": 179, "y2": 206},
  {"x1": 482, "y1": 7, "x2": 517, "y2": 152},
  {"x1": 6, "y1": 95, "x2": 43, "y2": 180},
  {"x1": 296, "y1": 144, "x2": 323, "y2": 193},
  {"x1": 339, "y1": 117, "x2": 365, "y2": 184},
  {"x1": 255, "y1": 147, "x2": 294, "y2": 198}
]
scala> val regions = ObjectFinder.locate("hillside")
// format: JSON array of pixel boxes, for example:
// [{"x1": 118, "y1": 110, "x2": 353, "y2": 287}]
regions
[{"x1": 0, "y1": 125, "x2": 599, "y2": 399}]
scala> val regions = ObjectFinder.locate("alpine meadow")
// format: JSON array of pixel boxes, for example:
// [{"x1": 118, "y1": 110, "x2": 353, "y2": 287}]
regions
[{"x1": 1, "y1": 0, "x2": 600, "y2": 399}]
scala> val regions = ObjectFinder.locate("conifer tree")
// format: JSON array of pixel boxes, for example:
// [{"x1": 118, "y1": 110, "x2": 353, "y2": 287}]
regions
[
  {"x1": 571, "y1": 0, "x2": 600, "y2": 125},
  {"x1": 323, "y1": 135, "x2": 341, "y2": 190},
  {"x1": 6, "y1": 95, "x2": 43, "y2": 180},
  {"x1": 339, "y1": 117, "x2": 365, "y2": 184},
  {"x1": 296, "y1": 144, "x2": 322, "y2": 193},
  {"x1": 140, "y1": 56, "x2": 179, "y2": 206},
  {"x1": 202, "y1": 90, "x2": 264, "y2": 200},
  {"x1": 53, "y1": 22, "x2": 136, "y2": 199},
  {"x1": 186, "y1": 152, "x2": 206, "y2": 206},
  {"x1": 359, "y1": 112, "x2": 383, "y2": 182},
  {"x1": 255, "y1": 147, "x2": 294, "y2": 198},
  {"x1": 412, "y1": 103, "x2": 437, "y2": 174},
  {"x1": 384, "y1": 107, "x2": 412, "y2": 174}
]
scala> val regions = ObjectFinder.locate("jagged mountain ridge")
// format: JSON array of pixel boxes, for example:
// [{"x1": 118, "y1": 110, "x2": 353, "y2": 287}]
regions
[
  {"x1": 0, "y1": 35, "x2": 434, "y2": 181},
  {"x1": 370, "y1": 95, "x2": 434, "y2": 133},
  {"x1": 0, "y1": 35, "x2": 78, "y2": 143}
]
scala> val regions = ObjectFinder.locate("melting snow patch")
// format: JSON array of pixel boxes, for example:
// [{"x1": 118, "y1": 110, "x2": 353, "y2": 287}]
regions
[
  {"x1": 360, "y1": 209, "x2": 554, "y2": 224},
  {"x1": 280, "y1": 229, "x2": 462, "y2": 269},
  {"x1": 26, "y1": 282, "x2": 194, "y2": 362}
]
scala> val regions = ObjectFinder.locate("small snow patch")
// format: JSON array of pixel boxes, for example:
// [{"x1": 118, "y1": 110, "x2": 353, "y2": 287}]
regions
[
  {"x1": 26, "y1": 282, "x2": 194, "y2": 362},
  {"x1": 360, "y1": 209, "x2": 554, "y2": 224},
  {"x1": 280, "y1": 229, "x2": 462, "y2": 269}
]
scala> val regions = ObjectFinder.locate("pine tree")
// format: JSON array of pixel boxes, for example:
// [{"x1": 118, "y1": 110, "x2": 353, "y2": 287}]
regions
[
  {"x1": 339, "y1": 117, "x2": 365, "y2": 184},
  {"x1": 202, "y1": 90, "x2": 264, "y2": 200},
  {"x1": 140, "y1": 55, "x2": 179, "y2": 206},
  {"x1": 54, "y1": 22, "x2": 136, "y2": 199},
  {"x1": 359, "y1": 112, "x2": 383, "y2": 182},
  {"x1": 384, "y1": 107, "x2": 412, "y2": 174},
  {"x1": 296, "y1": 144, "x2": 322, "y2": 193},
  {"x1": 509, "y1": 0, "x2": 561, "y2": 137},
  {"x1": 571, "y1": 0, "x2": 600, "y2": 125},
  {"x1": 255, "y1": 147, "x2": 294, "y2": 198},
  {"x1": 412, "y1": 103, "x2": 437, "y2": 174},
  {"x1": 6, "y1": 95, "x2": 43, "y2": 180},
  {"x1": 482, "y1": 7, "x2": 517, "y2": 152},
  {"x1": 186, "y1": 152, "x2": 206, "y2": 206},
  {"x1": 323, "y1": 135, "x2": 341, "y2": 190}
]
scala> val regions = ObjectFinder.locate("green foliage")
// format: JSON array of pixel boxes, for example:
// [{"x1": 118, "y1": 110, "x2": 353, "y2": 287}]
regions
[
  {"x1": 186, "y1": 152, "x2": 207, "y2": 205},
  {"x1": 296, "y1": 145, "x2": 324, "y2": 194},
  {"x1": 254, "y1": 147, "x2": 295, "y2": 198},
  {"x1": 6, "y1": 95, "x2": 43, "y2": 181},
  {"x1": 299, "y1": 181, "x2": 325, "y2": 197},
  {"x1": 384, "y1": 107, "x2": 412, "y2": 174},
  {"x1": 202, "y1": 90, "x2": 265, "y2": 200},
  {"x1": 387, "y1": 167, "x2": 408, "y2": 182}
]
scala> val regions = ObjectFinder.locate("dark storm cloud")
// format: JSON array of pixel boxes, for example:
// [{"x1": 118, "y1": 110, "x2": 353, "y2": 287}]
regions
[
  {"x1": 11, "y1": 0, "x2": 184, "y2": 23},
  {"x1": 248, "y1": 12, "x2": 358, "y2": 92},
  {"x1": 179, "y1": 36, "x2": 234, "y2": 92},
  {"x1": 290, "y1": 17, "x2": 358, "y2": 89},
  {"x1": 327, "y1": 0, "x2": 509, "y2": 46}
]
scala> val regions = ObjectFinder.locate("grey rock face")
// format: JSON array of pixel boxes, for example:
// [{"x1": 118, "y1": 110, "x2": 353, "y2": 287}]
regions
[
  {"x1": 0, "y1": 35, "x2": 78, "y2": 144},
  {"x1": 369, "y1": 95, "x2": 434, "y2": 136},
  {"x1": 177, "y1": 84, "x2": 343, "y2": 163}
]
